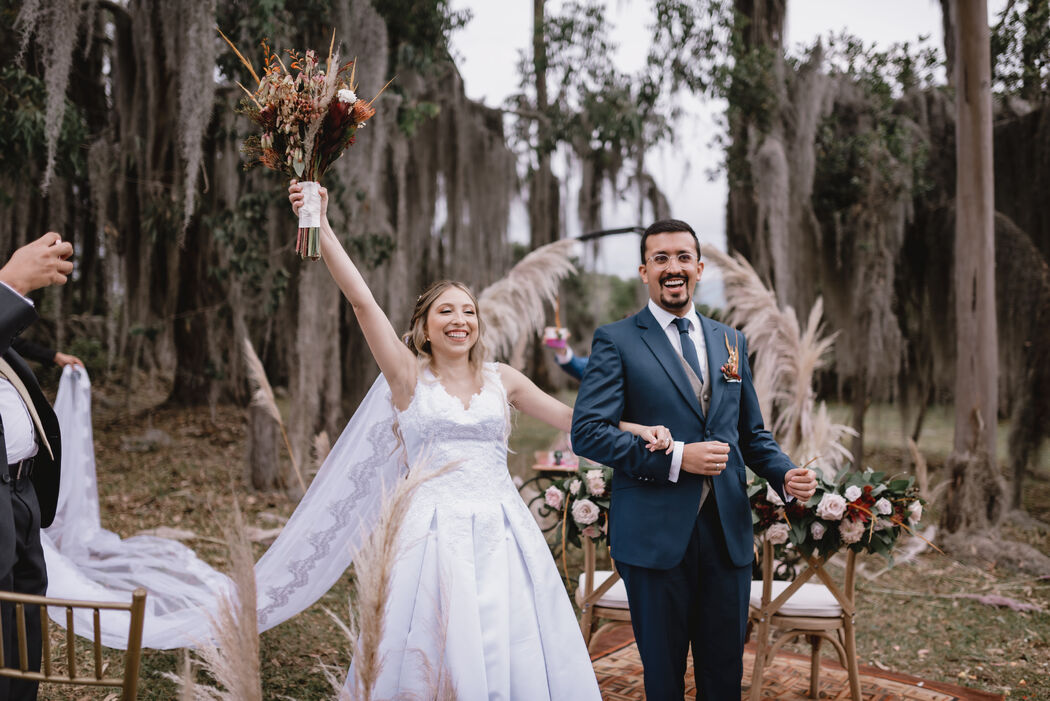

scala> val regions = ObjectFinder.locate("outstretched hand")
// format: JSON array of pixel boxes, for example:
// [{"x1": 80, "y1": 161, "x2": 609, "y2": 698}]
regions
[
  {"x1": 0, "y1": 232, "x2": 73, "y2": 296},
  {"x1": 288, "y1": 179, "x2": 329, "y2": 218},
  {"x1": 784, "y1": 467, "x2": 817, "y2": 501}
]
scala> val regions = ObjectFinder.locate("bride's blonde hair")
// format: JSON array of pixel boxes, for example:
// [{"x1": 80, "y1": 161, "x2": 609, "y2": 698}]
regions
[{"x1": 403, "y1": 280, "x2": 487, "y2": 377}]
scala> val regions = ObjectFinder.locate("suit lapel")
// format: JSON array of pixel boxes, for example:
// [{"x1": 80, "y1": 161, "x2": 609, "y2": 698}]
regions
[
  {"x1": 701, "y1": 315, "x2": 730, "y2": 421},
  {"x1": 637, "y1": 309, "x2": 705, "y2": 422}
]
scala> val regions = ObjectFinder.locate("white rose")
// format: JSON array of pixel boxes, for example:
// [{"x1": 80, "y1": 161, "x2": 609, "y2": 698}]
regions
[
  {"x1": 839, "y1": 518, "x2": 866, "y2": 544},
  {"x1": 585, "y1": 470, "x2": 606, "y2": 496},
  {"x1": 572, "y1": 498, "x2": 600, "y2": 526},
  {"x1": 568, "y1": 479, "x2": 581, "y2": 496},
  {"x1": 337, "y1": 88, "x2": 357, "y2": 103},
  {"x1": 908, "y1": 500, "x2": 923, "y2": 524},
  {"x1": 766, "y1": 485, "x2": 784, "y2": 506},
  {"x1": 816, "y1": 492, "x2": 847, "y2": 521},
  {"x1": 875, "y1": 497, "x2": 892, "y2": 515},
  {"x1": 765, "y1": 522, "x2": 789, "y2": 545},
  {"x1": 844, "y1": 485, "x2": 862, "y2": 502},
  {"x1": 544, "y1": 486, "x2": 563, "y2": 510},
  {"x1": 810, "y1": 521, "x2": 827, "y2": 540}
]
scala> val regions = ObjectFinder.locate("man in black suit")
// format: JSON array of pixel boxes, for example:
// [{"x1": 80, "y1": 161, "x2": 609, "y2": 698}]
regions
[{"x1": 0, "y1": 231, "x2": 72, "y2": 700}]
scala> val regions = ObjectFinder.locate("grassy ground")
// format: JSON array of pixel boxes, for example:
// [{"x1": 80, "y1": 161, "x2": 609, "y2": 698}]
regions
[{"x1": 35, "y1": 382, "x2": 1050, "y2": 699}]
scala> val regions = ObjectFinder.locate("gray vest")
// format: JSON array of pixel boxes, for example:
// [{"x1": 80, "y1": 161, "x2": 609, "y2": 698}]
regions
[{"x1": 676, "y1": 354, "x2": 712, "y2": 509}]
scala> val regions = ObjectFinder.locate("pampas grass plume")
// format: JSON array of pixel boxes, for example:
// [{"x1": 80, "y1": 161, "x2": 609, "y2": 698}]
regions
[{"x1": 480, "y1": 239, "x2": 578, "y2": 360}]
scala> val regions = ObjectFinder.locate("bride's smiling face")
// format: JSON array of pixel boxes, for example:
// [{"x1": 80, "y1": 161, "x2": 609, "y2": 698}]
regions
[{"x1": 425, "y1": 287, "x2": 479, "y2": 357}]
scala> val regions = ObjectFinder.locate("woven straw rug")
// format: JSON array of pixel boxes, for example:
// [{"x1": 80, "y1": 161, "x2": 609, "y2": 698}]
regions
[{"x1": 591, "y1": 633, "x2": 1003, "y2": 701}]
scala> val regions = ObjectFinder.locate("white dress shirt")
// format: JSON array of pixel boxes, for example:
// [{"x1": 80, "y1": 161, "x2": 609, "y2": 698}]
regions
[
  {"x1": 646, "y1": 300, "x2": 707, "y2": 484},
  {"x1": 1, "y1": 282, "x2": 38, "y2": 463}
]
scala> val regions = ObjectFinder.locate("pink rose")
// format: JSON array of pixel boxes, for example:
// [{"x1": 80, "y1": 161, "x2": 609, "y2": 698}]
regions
[
  {"x1": 875, "y1": 498, "x2": 892, "y2": 515},
  {"x1": 816, "y1": 493, "x2": 847, "y2": 521},
  {"x1": 908, "y1": 500, "x2": 923, "y2": 524},
  {"x1": 844, "y1": 485, "x2": 862, "y2": 502},
  {"x1": 765, "y1": 522, "x2": 789, "y2": 545},
  {"x1": 585, "y1": 470, "x2": 606, "y2": 496},
  {"x1": 839, "y1": 518, "x2": 866, "y2": 544},
  {"x1": 810, "y1": 521, "x2": 827, "y2": 540},
  {"x1": 544, "y1": 486, "x2": 564, "y2": 510},
  {"x1": 581, "y1": 525, "x2": 600, "y2": 539},
  {"x1": 572, "y1": 498, "x2": 600, "y2": 526}
]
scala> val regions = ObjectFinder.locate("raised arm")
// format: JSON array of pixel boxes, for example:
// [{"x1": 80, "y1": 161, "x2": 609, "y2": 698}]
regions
[
  {"x1": 289, "y1": 181, "x2": 416, "y2": 403},
  {"x1": 497, "y1": 364, "x2": 671, "y2": 452}
]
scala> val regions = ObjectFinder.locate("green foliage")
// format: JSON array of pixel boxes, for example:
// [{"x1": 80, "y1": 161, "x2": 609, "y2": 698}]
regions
[
  {"x1": 647, "y1": 0, "x2": 735, "y2": 97},
  {"x1": 373, "y1": 0, "x2": 472, "y2": 74},
  {"x1": 347, "y1": 231, "x2": 396, "y2": 269},
  {"x1": 809, "y1": 35, "x2": 940, "y2": 220},
  {"x1": 508, "y1": 1, "x2": 670, "y2": 163},
  {"x1": 991, "y1": 0, "x2": 1050, "y2": 99},
  {"x1": 397, "y1": 100, "x2": 440, "y2": 137},
  {"x1": 208, "y1": 189, "x2": 290, "y2": 315},
  {"x1": 0, "y1": 65, "x2": 88, "y2": 188}
]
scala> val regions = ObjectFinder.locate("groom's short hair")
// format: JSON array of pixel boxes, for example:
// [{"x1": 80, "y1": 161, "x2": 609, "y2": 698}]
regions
[{"x1": 640, "y1": 219, "x2": 701, "y2": 262}]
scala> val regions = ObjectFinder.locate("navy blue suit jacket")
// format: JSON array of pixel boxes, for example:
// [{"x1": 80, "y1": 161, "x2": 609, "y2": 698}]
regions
[
  {"x1": 571, "y1": 306, "x2": 793, "y2": 569},
  {"x1": 556, "y1": 352, "x2": 588, "y2": 382}
]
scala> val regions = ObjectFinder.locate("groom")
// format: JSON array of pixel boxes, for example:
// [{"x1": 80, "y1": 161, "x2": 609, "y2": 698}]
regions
[{"x1": 571, "y1": 220, "x2": 816, "y2": 700}]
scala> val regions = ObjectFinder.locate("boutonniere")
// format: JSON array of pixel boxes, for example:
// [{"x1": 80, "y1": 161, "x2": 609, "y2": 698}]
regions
[{"x1": 720, "y1": 331, "x2": 741, "y2": 382}]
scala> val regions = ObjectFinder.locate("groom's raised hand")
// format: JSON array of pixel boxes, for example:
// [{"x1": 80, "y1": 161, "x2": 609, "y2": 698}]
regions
[{"x1": 681, "y1": 441, "x2": 730, "y2": 476}]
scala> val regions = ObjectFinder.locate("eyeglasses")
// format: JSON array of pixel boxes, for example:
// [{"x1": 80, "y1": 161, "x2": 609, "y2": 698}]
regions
[{"x1": 646, "y1": 253, "x2": 698, "y2": 268}]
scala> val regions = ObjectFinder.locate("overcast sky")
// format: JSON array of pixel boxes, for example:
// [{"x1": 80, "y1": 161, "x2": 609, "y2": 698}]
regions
[{"x1": 448, "y1": 1, "x2": 1006, "y2": 300}]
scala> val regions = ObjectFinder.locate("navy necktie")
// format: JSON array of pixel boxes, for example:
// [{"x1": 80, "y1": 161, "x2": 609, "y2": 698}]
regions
[{"x1": 673, "y1": 317, "x2": 704, "y2": 384}]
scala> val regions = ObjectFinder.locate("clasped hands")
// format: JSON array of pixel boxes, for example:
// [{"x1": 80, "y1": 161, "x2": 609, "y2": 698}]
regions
[{"x1": 681, "y1": 441, "x2": 817, "y2": 500}]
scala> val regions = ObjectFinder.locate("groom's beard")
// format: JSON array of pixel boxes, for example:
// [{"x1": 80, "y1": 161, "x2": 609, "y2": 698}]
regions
[{"x1": 659, "y1": 274, "x2": 693, "y2": 310}]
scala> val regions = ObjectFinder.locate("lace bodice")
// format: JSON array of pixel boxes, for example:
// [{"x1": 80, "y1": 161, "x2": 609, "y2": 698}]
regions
[{"x1": 396, "y1": 363, "x2": 514, "y2": 506}]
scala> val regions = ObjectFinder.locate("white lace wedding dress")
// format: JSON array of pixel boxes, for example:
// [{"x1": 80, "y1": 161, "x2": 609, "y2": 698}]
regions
[{"x1": 351, "y1": 363, "x2": 600, "y2": 699}]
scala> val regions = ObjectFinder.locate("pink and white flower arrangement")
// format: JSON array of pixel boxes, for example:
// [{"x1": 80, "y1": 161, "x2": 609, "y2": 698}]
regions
[
  {"x1": 766, "y1": 522, "x2": 790, "y2": 545},
  {"x1": 839, "y1": 518, "x2": 866, "y2": 544},
  {"x1": 585, "y1": 469, "x2": 606, "y2": 496},
  {"x1": 572, "y1": 499, "x2": 601, "y2": 526},
  {"x1": 544, "y1": 486, "x2": 564, "y2": 510},
  {"x1": 749, "y1": 467, "x2": 926, "y2": 560},
  {"x1": 543, "y1": 464, "x2": 614, "y2": 548},
  {"x1": 816, "y1": 492, "x2": 847, "y2": 521}
]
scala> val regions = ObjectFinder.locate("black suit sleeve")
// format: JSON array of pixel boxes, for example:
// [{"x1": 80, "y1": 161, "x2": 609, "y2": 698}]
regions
[
  {"x1": 10, "y1": 337, "x2": 56, "y2": 366},
  {"x1": 0, "y1": 284, "x2": 38, "y2": 355}
]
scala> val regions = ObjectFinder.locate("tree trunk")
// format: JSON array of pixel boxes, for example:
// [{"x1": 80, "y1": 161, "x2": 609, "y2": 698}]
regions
[
  {"x1": 246, "y1": 404, "x2": 282, "y2": 491},
  {"x1": 942, "y1": 0, "x2": 1005, "y2": 533},
  {"x1": 526, "y1": 0, "x2": 558, "y2": 384}
]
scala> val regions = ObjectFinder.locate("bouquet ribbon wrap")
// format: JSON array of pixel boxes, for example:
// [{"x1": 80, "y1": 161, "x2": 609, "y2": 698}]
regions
[{"x1": 297, "y1": 181, "x2": 322, "y2": 259}]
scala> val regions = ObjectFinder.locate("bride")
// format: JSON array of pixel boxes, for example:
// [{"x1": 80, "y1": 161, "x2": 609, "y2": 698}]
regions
[{"x1": 287, "y1": 181, "x2": 671, "y2": 699}]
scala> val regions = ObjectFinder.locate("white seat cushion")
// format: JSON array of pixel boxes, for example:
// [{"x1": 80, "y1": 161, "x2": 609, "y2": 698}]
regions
[
  {"x1": 749, "y1": 580, "x2": 842, "y2": 617},
  {"x1": 576, "y1": 570, "x2": 630, "y2": 609}
]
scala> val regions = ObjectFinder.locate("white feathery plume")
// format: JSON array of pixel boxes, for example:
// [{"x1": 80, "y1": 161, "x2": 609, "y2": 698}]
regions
[
  {"x1": 704, "y1": 247, "x2": 855, "y2": 477},
  {"x1": 321, "y1": 451, "x2": 459, "y2": 701},
  {"x1": 167, "y1": 503, "x2": 262, "y2": 701},
  {"x1": 243, "y1": 337, "x2": 307, "y2": 492},
  {"x1": 479, "y1": 239, "x2": 578, "y2": 360}
]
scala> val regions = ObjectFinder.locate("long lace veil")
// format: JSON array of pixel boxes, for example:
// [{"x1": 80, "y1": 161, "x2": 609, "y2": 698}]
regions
[{"x1": 43, "y1": 366, "x2": 405, "y2": 649}]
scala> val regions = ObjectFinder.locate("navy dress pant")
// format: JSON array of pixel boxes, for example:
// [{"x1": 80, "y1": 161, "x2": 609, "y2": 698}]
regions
[{"x1": 617, "y1": 494, "x2": 751, "y2": 701}]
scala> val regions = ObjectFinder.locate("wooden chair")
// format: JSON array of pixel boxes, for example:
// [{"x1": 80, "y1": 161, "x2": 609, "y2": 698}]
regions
[
  {"x1": 576, "y1": 535, "x2": 632, "y2": 653},
  {"x1": 748, "y1": 539, "x2": 861, "y2": 700},
  {"x1": 0, "y1": 587, "x2": 147, "y2": 700}
]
